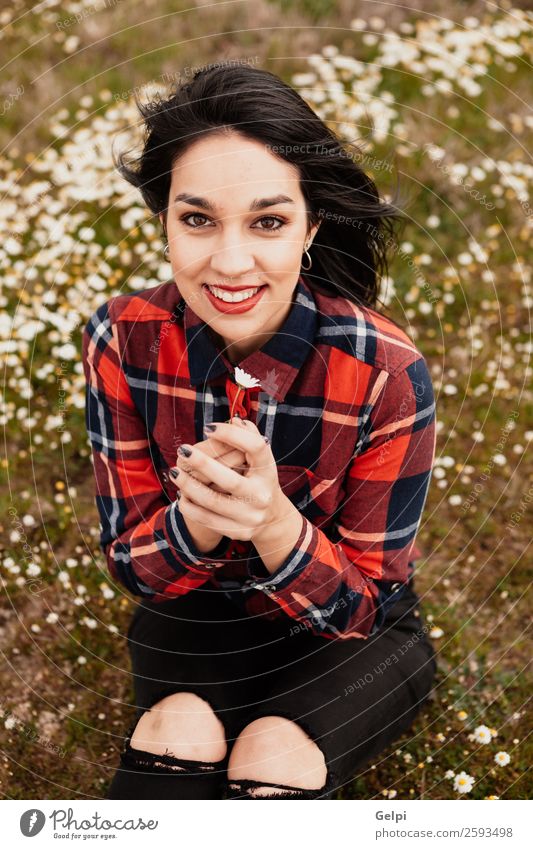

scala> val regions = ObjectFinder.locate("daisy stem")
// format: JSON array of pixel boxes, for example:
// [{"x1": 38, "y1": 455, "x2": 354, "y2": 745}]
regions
[{"x1": 229, "y1": 387, "x2": 244, "y2": 422}]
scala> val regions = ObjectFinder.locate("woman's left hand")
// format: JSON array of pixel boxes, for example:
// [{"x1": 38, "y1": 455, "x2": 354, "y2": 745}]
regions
[{"x1": 173, "y1": 417, "x2": 285, "y2": 542}]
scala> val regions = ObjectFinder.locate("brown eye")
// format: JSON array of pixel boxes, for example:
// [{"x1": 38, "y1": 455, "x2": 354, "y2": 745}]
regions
[
  {"x1": 181, "y1": 213, "x2": 211, "y2": 228},
  {"x1": 255, "y1": 216, "x2": 286, "y2": 231}
]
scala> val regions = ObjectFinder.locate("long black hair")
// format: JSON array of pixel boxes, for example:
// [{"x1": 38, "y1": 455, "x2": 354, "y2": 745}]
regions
[{"x1": 114, "y1": 62, "x2": 408, "y2": 315}]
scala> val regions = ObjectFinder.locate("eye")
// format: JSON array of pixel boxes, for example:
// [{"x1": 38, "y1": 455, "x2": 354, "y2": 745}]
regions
[
  {"x1": 179, "y1": 213, "x2": 287, "y2": 231},
  {"x1": 254, "y1": 216, "x2": 286, "y2": 232},
  {"x1": 181, "y1": 213, "x2": 212, "y2": 228}
]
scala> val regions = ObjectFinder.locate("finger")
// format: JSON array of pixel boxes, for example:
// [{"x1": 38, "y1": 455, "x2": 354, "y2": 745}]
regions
[
  {"x1": 174, "y1": 446, "x2": 246, "y2": 485},
  {"x1": 183, "y1": 437, "x2": 236, "y2": 465},
  {"x1": 175, "y1": 466, "x2": 261, "y2": 522},
  {"x1": 176, "y1": 443, "x2": 250, "y2": 497},
  {"x1": 202, "y1": 419, "x2": 271, "y2": 471},
  {"x1": 178, "y1": 492, "x2": 254, "y2": 541}
]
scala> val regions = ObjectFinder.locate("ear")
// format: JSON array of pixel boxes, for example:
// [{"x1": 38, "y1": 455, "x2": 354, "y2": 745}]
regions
[{"x1": 307, "y1": 219, "x2": 322, "y2": 247}]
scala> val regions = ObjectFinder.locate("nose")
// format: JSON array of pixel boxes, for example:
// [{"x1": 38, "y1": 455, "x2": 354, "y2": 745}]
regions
[{"x1": 209, "y1": 237, "x2": 255, "y2": 278}]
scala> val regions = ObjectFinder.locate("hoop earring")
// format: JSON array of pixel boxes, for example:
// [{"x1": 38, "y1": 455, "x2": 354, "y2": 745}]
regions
[
  {"x1": 301, "y1": 245, "x2": 312, "y2": 271},
  {"x1": 163, "y1": 242, "x2": 170, "y2": 261}
]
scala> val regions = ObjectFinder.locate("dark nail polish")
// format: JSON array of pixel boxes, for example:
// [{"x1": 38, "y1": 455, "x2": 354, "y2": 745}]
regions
[
  {"x1": 178, "y1": 445, "x2": 192, "y2": 457},
  {"x1": 204, "y1": 423, "x2": 217, "y2": 432},
  {"x1": 169, "y1": 468, "x2": 179, "y2": 479}
]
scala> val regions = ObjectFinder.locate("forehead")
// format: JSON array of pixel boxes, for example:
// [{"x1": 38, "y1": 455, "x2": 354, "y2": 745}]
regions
[{"x1": 169, "y1": 133, "x2": 302, "y2": 199}]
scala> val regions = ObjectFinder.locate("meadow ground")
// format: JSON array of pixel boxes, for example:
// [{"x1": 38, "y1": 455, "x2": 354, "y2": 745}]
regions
[{"x1": 0, "y1": 0, "x2": 531, "y2": 799}]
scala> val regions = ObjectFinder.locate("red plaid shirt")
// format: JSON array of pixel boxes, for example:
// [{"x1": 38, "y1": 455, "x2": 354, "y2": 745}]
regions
[{"x1": 82, "y1": 275, "x2": 436, "y2": 639}]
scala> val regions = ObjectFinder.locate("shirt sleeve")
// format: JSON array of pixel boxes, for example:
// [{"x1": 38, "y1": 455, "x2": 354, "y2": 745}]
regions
[
  {"x1": 246, "y1": 355, "x2": 437, "y2": 638},
  {"x1": 82, "y1": 300, "x2": 234, "y2": 603}
]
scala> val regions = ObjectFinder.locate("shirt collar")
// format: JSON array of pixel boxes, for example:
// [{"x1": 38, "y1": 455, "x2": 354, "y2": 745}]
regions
[{"x1": 183, "y1": 275, "x2": 317, "y2": 402}]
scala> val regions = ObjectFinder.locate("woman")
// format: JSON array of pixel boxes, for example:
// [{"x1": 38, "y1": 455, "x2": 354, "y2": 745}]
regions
[{"x1": 82, "y1": 63, "x2": 437, "y2": 800}]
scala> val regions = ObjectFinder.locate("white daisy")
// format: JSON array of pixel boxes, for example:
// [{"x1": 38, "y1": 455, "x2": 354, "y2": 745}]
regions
[
  {"x1": 454, "y1": 771, "x2": 475, "y2": 794},
  {"x1": 234, "y1": 367, "x2": 261, "y2": 390},
  {"x1": 494, "y1": 751, "x2": 510, "y2": 766},
  {"x1": 473, "y1": 725, "x2": 493, "y2": 744},
  {"x1": 228, "y1": 369, "x2": 262, "y2": 421}
]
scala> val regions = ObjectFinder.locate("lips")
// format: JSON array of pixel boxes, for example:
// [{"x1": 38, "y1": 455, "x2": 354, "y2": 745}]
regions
[{"x1": 203, "y1": 284, "x2": 267, "y2": 315}]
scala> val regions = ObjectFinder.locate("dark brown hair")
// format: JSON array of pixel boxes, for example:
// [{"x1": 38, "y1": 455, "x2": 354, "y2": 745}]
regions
[{"x1": 114, "y1": 62, "x2": 408, "y2": 313}]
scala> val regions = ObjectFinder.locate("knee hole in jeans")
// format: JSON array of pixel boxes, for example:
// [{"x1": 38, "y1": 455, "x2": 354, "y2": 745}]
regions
[
  {"x1": 129, "y1": 691, "x2": 228, "y2": 764},
  {"x1": 227, "y1": 715, "x2": 328, "y2": 793}
]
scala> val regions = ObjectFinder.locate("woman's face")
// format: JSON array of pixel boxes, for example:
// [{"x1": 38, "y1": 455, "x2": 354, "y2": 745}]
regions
[{"x1": 160, "y1": 131, "x2": 320, "y2": 364}]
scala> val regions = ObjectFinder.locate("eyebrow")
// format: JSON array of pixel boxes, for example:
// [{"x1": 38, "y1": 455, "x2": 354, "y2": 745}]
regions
[{"x1": 172, "y1": 193, "x2": 295, "y2": 212}]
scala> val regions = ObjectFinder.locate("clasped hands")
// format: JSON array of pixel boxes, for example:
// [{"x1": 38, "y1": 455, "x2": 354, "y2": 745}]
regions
[{"x1": 171, "y1": 417, "x2": 286, "y2": 544}]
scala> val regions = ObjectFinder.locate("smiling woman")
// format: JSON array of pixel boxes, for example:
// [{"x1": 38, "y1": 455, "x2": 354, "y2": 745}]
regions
[{"x1": 84, "y1": 63, "x2": 437, "y2": 800}]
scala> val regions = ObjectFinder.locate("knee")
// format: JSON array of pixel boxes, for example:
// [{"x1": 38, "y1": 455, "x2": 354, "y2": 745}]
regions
[
  {"x1": 227, "y1": 715, "x2": 327, "y2": 790},
  {"x1": 130, "y1": 692, "x2": 227, "y2": 762}
]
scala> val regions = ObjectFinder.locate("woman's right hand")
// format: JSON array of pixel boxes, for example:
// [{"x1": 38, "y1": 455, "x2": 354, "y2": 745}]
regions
[
  {"x1": 171, "y1": 436, "x2": 248, "y2": 555},
  {"x1": 177, "y1": 437, "x2": 248, "y2": 490}
]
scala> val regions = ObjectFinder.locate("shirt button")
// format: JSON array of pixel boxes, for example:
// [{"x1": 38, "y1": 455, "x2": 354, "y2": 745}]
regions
[
  {"x1": 391, "y1": 582, "x2": 401, "y2": 592},
  {"x1": 263, "y1": 584, "x2": 277, "y2": 592}
]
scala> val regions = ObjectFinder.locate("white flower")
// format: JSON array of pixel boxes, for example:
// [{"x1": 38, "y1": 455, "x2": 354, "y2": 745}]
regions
[
  {"x1": 494, "y1": 751, "x2": 510, "y2": 766},
  {"x1": 444, "y1": 769, "x2": 455, "y2": 779},
  {"x1": 429, "y1": 626, "x2": 444, "y2": 638},
  {"x1": 234, "y1": 367, "x2": 261, "y2": 390},
  {"x1": 473, "y1": 724, "x2": 493, "y2": 744},
  {"x1": 454, "y1": 771, "x2": 475, "y2": 794}
]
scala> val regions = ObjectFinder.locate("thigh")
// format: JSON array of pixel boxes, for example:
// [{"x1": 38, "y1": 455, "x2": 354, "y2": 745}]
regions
[
  {"x1": 125, "y1": 586, "x2": 301, "y2": 744},
  {"x1": 241, "y1": 585, "x2": 437, "y2": 790}
]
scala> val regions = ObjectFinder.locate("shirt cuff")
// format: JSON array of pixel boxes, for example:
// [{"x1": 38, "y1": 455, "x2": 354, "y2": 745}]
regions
[
  {"x1": 245, "y1": 514, "x2": 312, "y2": 594},
  {"x1": 166, "y1": 502, "x2": 233, "y2": 575}
]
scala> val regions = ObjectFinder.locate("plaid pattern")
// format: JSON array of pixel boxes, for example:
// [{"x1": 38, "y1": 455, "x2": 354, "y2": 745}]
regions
[{"x1": 82, "y1": 274, "x2": 436, "y2": 639}]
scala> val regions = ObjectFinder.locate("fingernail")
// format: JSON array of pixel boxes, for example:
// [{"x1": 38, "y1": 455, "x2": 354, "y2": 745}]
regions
[
  {"x1": 204, "y1": 424, "x2": 217, "y2": 432},
  {"x1": 178, "y1": 444, "x2": 192, "y2": 457},
  {"x1": 176, "y1": 492, "x2": 182, "y2": 501},
  {"x1": 169, "y1": 468, "x2": 179, "y2": 479},
  {"x1": 263, "y1": 435, "x2": 270, "y2": 444}
]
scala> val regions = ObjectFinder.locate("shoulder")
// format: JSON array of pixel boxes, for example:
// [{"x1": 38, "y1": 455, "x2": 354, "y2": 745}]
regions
[
  {"x1": 97, "y1": 279, "x2": 181, "y2": 327},
  {"x1": 312, "y1": 287, "x2": 426, "y2": 378},
  {"x1": 82, "y1": 279, "x2": 182, "y2": 353}
]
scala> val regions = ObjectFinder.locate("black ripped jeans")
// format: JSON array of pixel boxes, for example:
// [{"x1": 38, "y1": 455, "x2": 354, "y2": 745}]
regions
[{"x1": 107, "y1": 576, "x2": 436, "y2": 799}]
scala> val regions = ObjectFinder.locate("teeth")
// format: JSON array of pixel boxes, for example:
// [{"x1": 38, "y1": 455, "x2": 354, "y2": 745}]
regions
[{"x1": 207, "y1": 286, "x2": 261, "y2": 303}]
